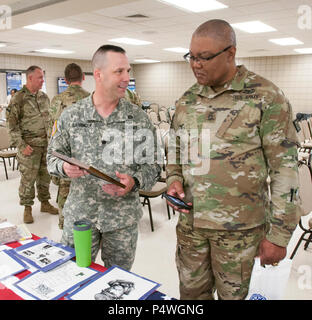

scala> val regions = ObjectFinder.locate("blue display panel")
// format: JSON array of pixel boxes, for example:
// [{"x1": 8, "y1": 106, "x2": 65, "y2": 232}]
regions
[
  {"x1": 6, "y1": 72, "x2": 23, "y2": 95},
  {"x1": 57, "y1": 77, "x2": 68, "y2": 94}
]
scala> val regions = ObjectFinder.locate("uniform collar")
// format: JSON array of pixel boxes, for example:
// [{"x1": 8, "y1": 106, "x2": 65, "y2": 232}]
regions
[
  {"x1": 194, "y1": 65, "x2": 249, "y2": 99},
  {"x1": 84, "y1": 94, "x2": 131, "y2": 123},
  {"x1": 21, "y1": 85, "x2": 43, "y2": 98}
]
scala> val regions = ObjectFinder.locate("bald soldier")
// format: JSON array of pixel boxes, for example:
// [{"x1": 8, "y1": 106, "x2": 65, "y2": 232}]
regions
[
  {"x1": 166, "y1": 19, "x2": 300, "y2": 300},
  {"x1": 49, "y1": 63, "x2": 90, "y2": 229},
  {"x1": 7, "y1": 66, "x2": 58, "y2": 223}
]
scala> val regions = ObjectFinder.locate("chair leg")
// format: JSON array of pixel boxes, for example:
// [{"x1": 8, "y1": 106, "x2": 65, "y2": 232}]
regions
[
  {"x1": 304, "y1": 231, "x2": 312, "y2": 250},
  {"x1": 290, "y1": 231, "x2": 308, "y2": 259},
  {"x1": 2, "y1": 158, "x2": 8, "y2": 180},
  {"x1": 166, "y1": 203, "x2": 171, "y2": 220},
  {"x1": 146, "y1": 198, "x2": 154, "y2": 232}
]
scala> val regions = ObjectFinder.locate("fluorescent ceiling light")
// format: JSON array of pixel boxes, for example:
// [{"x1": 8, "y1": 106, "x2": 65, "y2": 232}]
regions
[
  {"x1": 269, "y1": 37, "x2": 303, "y2": 46},
  {"x1": 134, "y1": 59, "x2": 160, "y2": 63},
  {"x1": 231, "y1": 21, "x2": 276, "y2": 33},
  {"x1": 24, "y1": 23, "x2": 84, "y2": 34},
  {"x1": 294, "y1": 48, "x2": 312, "y2": 54},
  {"x1": 35, "y1": 48, "x2": 74, "y2": 54},
  {"x1": 0, "y1": 43, "x2": 6, "y2": 48},
  {"x1": 163, "y1": 47, "x2": 189, "y2": 53},
  {"x1": 109, "y1": 38, "x2": 152, "y2": 45},
  {"x1": 159, "y1": 0, "x2": 228, "y2": 12}
]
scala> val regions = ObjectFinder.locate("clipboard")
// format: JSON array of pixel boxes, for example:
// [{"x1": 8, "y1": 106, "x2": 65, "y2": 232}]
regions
[{"x1": 52, "y1": 151, "x2": 126, "y2": 189}]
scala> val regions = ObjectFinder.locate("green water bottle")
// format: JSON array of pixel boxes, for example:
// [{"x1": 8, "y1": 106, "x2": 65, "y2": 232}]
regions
[{"x1": 73, "y1": 220, "x2": 92, "y2": 267}]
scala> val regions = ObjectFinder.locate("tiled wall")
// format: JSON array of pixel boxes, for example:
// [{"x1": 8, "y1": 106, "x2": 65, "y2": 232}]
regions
[
  {"x1": 1, "y1": 53, "x2": 312, "y2": 115},
  {"x1": 0, "y1": 53, "x2": 92, "y2": 104},
  {"x1": 132, "y1": 54, "x2": 312, "y2": 114}
]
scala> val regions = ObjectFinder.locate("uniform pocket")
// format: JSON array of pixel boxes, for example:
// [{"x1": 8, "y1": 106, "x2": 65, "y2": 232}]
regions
[{"x1": 216, "y1": 104, "x2": 261, "y2": 143}]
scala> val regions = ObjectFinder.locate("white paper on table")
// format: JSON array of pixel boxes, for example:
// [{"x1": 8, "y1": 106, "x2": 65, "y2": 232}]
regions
[
  {"x1": 1, "y1": 276, "x2": 36, "y2": 300},
  {"x1": 0, "y1": 250, "x2": 28, "y2": 280},
  {"x1": 14, "y1": 260, "x2": 99, "y2": 300},
  {"x1": 67, "y1": 265, "x2": 160, "y2": 300}
]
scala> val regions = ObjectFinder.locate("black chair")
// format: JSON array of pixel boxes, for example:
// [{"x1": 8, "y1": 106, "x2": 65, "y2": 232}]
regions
[{"x1": 139, "y1": 182, "x2": 174, "y2": 232}]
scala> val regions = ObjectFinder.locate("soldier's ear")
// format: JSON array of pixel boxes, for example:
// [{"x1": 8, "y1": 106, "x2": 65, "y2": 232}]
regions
[{"x1": 94, "y1": 69, "x2": 101, "y2": 82}]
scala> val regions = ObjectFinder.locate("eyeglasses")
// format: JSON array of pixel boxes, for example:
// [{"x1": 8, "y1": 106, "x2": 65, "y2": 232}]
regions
[{"x1": 183, "y1": 45, "x2": 232, "y2": 64}]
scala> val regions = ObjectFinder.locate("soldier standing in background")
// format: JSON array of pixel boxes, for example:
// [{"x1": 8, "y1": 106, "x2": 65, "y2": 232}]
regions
[
  {"x1": 7, "y1": 66, "x2": 58, "y2": 224},
  {"x1": 49, "y1": 63, "x2": 90, "y2": 229},
  {"x1": 166, "y1": 19, "x2": 301, "y2": 300},
  {"x1": 47, "y1": 45, "x2": 160, "y2": 270}
]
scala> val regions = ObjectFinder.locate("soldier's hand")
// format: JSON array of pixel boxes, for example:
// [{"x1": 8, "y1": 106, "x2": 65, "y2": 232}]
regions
[
  {"x1": 102, "y1": 171, "x2": 134, "y2": 197},
  {"x1": 258, "y1": 238, "x2": 286, "y2": 266},
  {"x1": 167, "y1": 181, "x2": 192, "y2": 214},
  {"x1": 63, "y1": 162, "x2": 89, "y2": 178},
  {"x1": 22, "y1": 145, "x2": 33, "y2": 156}
]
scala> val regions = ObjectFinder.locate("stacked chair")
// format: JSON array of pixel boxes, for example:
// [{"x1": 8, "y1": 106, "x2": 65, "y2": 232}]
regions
[
  {"x1": 0, "y1": 127, "x2": 17, "y2": 180},
  {"x1": 139, "y1": 104, "x2": 175, "y2": 231},
  {"x1": 290, "y1": 113, "x2": 312, "y2": 258}
]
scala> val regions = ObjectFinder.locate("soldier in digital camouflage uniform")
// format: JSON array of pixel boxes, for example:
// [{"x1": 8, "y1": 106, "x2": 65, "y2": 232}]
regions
[
  {"x1": 49, "y1": 63, "x2": 90, "y2": 229},
  {"x1": 166, "y1": 20, "x2": 301, "y2": 300},
  {"x1": 125, "y1": 88, "x2": 142, "y2": 107},
  {"x1": 47, "y1": 45, "x2": 160, "y2": 270},
  {"x1": 7, "y1": 66, "x2": 58, "y2": 224}
]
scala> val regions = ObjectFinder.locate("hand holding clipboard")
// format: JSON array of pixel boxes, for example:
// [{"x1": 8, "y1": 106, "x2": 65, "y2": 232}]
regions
[{"x1": 52, "y1": 151, "x2": 126, "y2": 189}]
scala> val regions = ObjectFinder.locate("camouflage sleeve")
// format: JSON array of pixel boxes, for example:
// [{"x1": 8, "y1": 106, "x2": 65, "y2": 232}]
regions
[
  {"x1": 48, "y1": 96, "x2": 62, "y2": 138},
  {"x1": 133, "y1": 117, "x2": 161, "y2": 190},
  {"x1": 47, "y1": 112, "x2": 71, "y2": 179},
  {"x1": 260, "y1": 92, "x2": 301, "y2": 247},
  {"x1": 7, "y1": 100, "x2": 27, "y2": 151},
  {"x1": 166, "y1": 104, "x2": 184, "y2": 188}
]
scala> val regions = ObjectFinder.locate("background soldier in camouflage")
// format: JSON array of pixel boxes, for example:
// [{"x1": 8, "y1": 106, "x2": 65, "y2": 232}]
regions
[
  {"x1": 7, "y1": 66, "x2": 58, "y2": 224},
  {"x1": 49, "y1": 63, "x2": 90, "y2": 229},
  {"x1": 166, "y1": 20, "x2": 301, "y2": 300},
  {"x1": 125, "y1": 88, "x2": 142, "y2": 107},
  {"x1": 47, "y1": 45, "x2": 160, "y2": 270}
]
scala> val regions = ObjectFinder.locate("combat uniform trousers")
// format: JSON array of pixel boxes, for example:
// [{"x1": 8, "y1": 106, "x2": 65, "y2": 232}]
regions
[
  {"x1": 57, "y1": 179, "x2": 70, "y2": 229},
  {"x1": 176, "y1": 218, "x2": 265, "y2": 300},
  {"x1": 62, "y1": 222, "x2": 138, "y2": 271},
  {"x1": 17, "y1": 145, "x2": 51, "y2": 206}
]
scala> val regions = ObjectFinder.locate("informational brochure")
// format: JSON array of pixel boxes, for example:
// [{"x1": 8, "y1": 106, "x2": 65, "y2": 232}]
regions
[
  {"x1": 14, "y1": 260, "x2": 99, "y2": 300},
  {"x1": 0, "y1": 250, "x2": 28, "y2": 281},
  {"x1": 11, "y1": 238, "x2": 75, "y2": 272},
  {"x1": 67, "y1": 265, "x2": 160, "y2": 300}
]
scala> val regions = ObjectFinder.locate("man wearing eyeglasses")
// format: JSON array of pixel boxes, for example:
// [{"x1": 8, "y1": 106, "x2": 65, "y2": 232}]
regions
[{"x1": 166, "y1": 19, "x2": 300, "y2": 300}]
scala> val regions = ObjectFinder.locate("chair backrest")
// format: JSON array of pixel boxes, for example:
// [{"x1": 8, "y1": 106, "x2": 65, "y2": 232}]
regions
[
  {"x1": 148, "y1": 111, "x2": 160, "y2": 126},
  {"x1": 0, "y1": 127, "x2": 11, "y2": 150},
  {"x1": 298, "y1": 160, "x2": 312, "y2": 216},
  {"x1": 159, "y1": 110, "x2": 169, "y2": 123},
  {"x1": 301, "y1": 120, "x2": 311, "y2": 140},
  {"x1": 149, "y1": 103, "x2": 159, "y2": 114}
]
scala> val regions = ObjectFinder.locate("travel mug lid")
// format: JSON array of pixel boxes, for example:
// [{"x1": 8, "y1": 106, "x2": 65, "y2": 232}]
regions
[{"x1": 73, "y1": 220, "x2": 91, "y2": 231}]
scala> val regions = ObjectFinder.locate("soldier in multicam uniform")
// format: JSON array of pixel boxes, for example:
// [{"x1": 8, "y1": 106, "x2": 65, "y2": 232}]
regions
[
  {"x1": 49, "y1": 63, "x2": 90, "y2": 229},
  {"x1": 125, "y1": 88, "x2": 142, "y2": 107},
  {"x1": 7, "y1": 66, "x2": 58, "y2": 224},
  {"x1": 166, "y1": 20, "x2": 301, "y2": 300},
  {"x1": 47, "y1": 45, "x2": 160, "y2": 270}
]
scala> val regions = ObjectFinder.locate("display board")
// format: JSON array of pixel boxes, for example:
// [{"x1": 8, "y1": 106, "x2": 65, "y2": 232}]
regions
[
  {"x1": 6, "y1": 72, "x2": 23, "y2": 95},
  {"x1": 128, "y1": 78, "x2": 136, "y2": 91},
  {"x1": 57, "y1": 77, "x2": 68, "y2": 94}
]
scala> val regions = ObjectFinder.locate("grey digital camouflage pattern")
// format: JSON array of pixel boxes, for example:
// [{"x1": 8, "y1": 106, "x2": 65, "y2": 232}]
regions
[
  {"x1": 47, "y1": 95, "x2": 160, "y2": 269},
  {"x1": 49, "y1": 84, "x2": 90, "y2": 228}
]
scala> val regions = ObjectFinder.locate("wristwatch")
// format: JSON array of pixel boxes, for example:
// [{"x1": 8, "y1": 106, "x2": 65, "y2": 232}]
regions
[{"x1": 132, "y1": 177, "x2": 140, "y2": 192}]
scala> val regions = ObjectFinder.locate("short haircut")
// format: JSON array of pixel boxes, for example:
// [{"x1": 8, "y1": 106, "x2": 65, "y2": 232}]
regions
[
  {"x1": 64, "y1": 63, "x2": 83, "y2": 83},
  {"x1": 91, "y1": 44, "x2": 126, "y2": 70},
  {"x1": 26, "y1": 65, "x2": 42, "y2": 77},
  {"x1": 193, "y1": 19, "x2": 236, "y2": 47}
]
